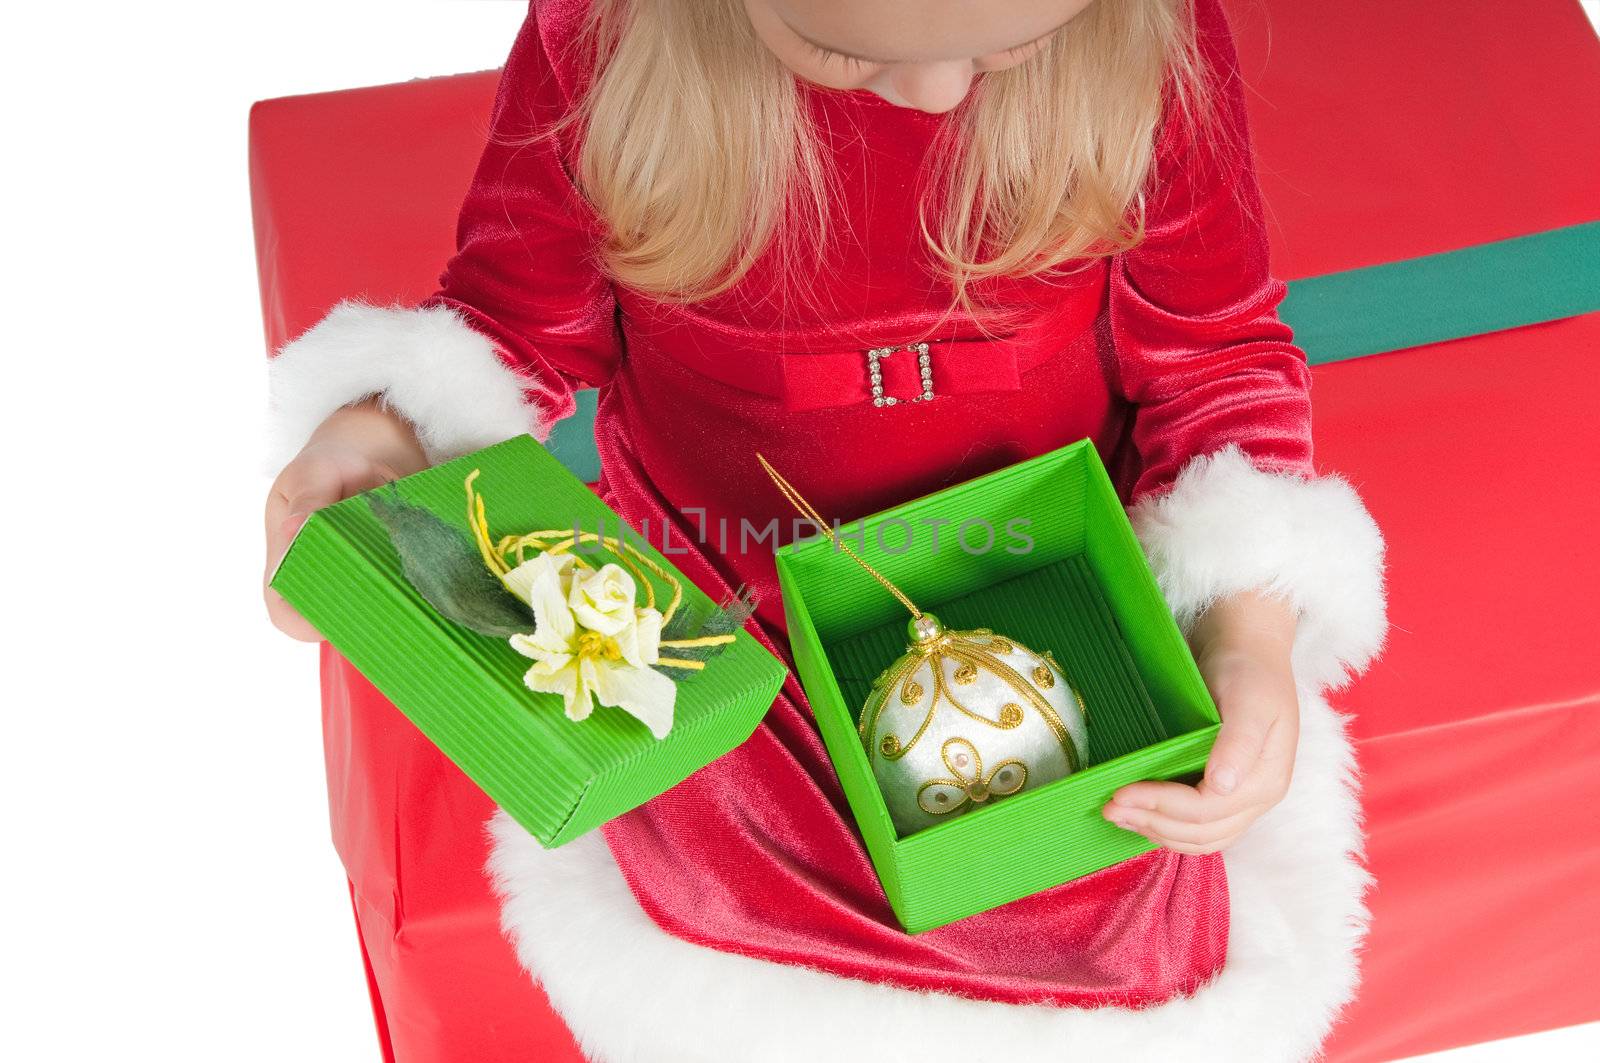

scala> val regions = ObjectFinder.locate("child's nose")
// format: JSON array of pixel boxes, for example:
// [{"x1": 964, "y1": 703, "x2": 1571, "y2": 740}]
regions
[{"x1": 889, "y1": 61, "x2": 976, "y2": 114}]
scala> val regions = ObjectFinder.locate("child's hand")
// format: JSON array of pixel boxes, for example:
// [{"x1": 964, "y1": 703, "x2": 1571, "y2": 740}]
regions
[
  {"x1": 1101, "y1": 590, "x2": 1299, "y2": 854},
  {"x1": 264, "y1": 398, "x2": 428, "y2": 641}
]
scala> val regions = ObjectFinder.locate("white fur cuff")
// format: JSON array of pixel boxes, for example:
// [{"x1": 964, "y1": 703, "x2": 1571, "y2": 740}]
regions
[
  {"x1": 266, "y1": 301, "x2": 546, "y2": 470},
  {"x1": 1131, "y1": 446, "x2": 1388, "y2": 691}
]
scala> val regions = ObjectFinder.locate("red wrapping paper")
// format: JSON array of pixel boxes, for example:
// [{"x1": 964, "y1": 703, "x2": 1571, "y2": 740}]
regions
[
  {"x1": 1312, "y1": 313, "x2": 1600, "y2": 1062},
  {"x1": 1225, "y1": 0, "x2": 1600, "y2": 278},
  {"x1": 321, "y1": 657, "x2": 584, "y2": 1061},
  {"x1": 1224, "y1": 6, "x2": 1600, "y2": 1047},
  {"x1": 250, "y1": 1, "x2": 1600, "y2": 1058}
]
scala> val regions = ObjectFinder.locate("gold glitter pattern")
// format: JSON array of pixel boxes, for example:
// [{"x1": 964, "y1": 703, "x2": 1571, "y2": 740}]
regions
[
  {"x1": 946, "y1": 642, "x2": 1083, "y2": 773},
  {"x1": 915, "y1": 736, "x2": 1029, "y2": 816},
  {"x1": 860, "y1": 628, "x2": 1086, "y2": 772}
]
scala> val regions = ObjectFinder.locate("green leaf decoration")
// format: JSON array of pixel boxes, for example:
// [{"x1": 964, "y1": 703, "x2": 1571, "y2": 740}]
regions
[
  {"x1": 656, "y1": 585, "x2": 758, "y2": 678},
  {"x1": 660, "y1": 598, "x2": 712, "y2": 642},
  {"x1": 703, "y1": 584, "x2": 759, "y2": 636},
  {"x1": 366, "y1": 487, "x2": 533, "y2": 639}
]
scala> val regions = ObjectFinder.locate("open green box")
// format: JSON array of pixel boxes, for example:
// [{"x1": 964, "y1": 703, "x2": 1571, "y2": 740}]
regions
[
  {"x1": 775, "y1": 440, "x2": 1220, "y2": 933},
  {"x1": 271, "y1": 435, "x2": 787, "y2": 847}
]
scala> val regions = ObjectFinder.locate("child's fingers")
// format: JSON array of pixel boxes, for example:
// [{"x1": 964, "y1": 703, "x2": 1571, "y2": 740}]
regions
[
  {"x1": 266, "y1": 451, "x2": 400, "y2": 567},
  {"x1": 266, "y1": 457, "x2": 346, "y2": 552},
  {"x1": 1107, "y1": 780, "x2": 1213, "y2": 822},
  {"x1": 265, "y1": 490, "x2": 331, "y2": 640},
  {"x1": 1204, "y1": 698, "x2": 1278, "y2": 797},
  {"x1": 1107, "y1": 777, "x2": 1252, "y2": 824},
  {"x1": 1107, "y1": 802, "x2": 1260, "y2": 850},
  {"x1": 265, "y1": 478, "x2": 341, "y2": 592},
  {"x1": 264, "y1": 452, "x2": 381, "y2": 642}
]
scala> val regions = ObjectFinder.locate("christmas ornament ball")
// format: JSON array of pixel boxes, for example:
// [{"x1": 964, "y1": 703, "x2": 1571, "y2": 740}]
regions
[{"x1": 860, "y1": 615, "x2": 1089, "y2": 836}]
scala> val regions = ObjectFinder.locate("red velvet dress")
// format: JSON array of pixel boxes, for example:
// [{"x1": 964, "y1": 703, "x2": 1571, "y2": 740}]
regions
[{"x1": 430, "y1": 0, "x2": 1313, "y2": 1008}]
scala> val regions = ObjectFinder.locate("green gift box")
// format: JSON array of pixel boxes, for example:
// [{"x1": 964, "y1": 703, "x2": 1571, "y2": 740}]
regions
[
  {"x1": 271, "y1": 435, "x2": 787, "y2": 847},
  {"x1": 775, "y1": 440, "x2": 1221, "y2": 933}
]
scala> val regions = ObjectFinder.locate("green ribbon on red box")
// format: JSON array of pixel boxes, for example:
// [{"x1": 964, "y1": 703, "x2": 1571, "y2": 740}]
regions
[
  {"x1": 544, "y1": 220, "x2": 1600, "y2": 482},
  {"x1": 1282, "y1": 220, "x2": 1600, "y2": 366}
]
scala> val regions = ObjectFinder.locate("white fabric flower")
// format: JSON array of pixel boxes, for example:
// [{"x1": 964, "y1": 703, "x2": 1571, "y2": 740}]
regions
[
  {"x1": 569, "y1": 563, "x2": 638, "y2": 635},
  {"x1": 501, "y1": 551, "x2": 577, "y2": 607},
  {"x1": 504, "y1": 552, "x2": 676, "y2": 739}
]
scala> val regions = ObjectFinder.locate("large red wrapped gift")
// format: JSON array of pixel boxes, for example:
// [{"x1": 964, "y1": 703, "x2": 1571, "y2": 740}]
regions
[
  {"x1": 250, "y1": 1, "x2": 1600, "y2": 1059},
  {"x1": 1222, "y1": 5, "x2": 1600, "y2": 1058}
]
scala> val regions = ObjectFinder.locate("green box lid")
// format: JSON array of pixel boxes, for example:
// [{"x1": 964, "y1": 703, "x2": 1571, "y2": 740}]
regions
[{"x1": 271, "y1": 435, "x2": 787, "y2": 847}]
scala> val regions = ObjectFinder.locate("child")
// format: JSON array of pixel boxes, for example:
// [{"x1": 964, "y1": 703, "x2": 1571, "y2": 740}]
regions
[{"x1": 264, "y1": 0, "x2": 1386, "y2": 1058}]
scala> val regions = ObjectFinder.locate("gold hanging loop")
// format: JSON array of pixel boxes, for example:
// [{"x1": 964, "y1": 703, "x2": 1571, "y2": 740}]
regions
[{"x1": 756, "y1": 453, "x2": 923, "y2": 621}]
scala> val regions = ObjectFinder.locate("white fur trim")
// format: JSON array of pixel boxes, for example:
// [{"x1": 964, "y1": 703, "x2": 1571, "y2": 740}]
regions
[
  {"x1": 1131, "y1": 445, "x2": 1388, "y2": 692},
  {"x1": 484, "y1": 446, "x2": 1386, "y2": 1062},
  {"x1": 266, "y1": 301, "x2": 546, "y2": 470}
]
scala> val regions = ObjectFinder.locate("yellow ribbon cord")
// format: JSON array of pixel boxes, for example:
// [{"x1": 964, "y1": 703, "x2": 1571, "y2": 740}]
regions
[
  {"x1": 465, "y1": 470, "x2": 508, "y2": 578},
  {"x1": 756, "y1": 453, "x2": 923, "y2": 620},
  {"x1": 463, "y1": 470, "x2": 734, "y2": 652}
]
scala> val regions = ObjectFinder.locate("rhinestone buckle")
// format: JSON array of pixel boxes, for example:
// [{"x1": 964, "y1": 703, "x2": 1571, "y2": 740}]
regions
[{"x1": 866, "y1": 342, "x2": 934, "y2": 407}]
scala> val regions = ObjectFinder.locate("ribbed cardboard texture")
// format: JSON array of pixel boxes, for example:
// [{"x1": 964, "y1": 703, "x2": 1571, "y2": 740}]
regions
[
  {"x1": 271, "y1": 436, "x2": 787, "y2": 847},
  {"x1": 776, "y1": 440, "x2": 1220, "y2": 933}
]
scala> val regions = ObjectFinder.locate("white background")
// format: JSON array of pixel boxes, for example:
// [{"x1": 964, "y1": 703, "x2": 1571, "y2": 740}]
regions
[{"x1": 3, "y1": 2, "x2": 1597, "y2": 1060}]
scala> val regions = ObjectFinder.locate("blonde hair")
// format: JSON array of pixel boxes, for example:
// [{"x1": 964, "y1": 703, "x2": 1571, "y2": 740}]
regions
[{"x1": 564, "y1": 0, "x2": 1213, "y2": 310}]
